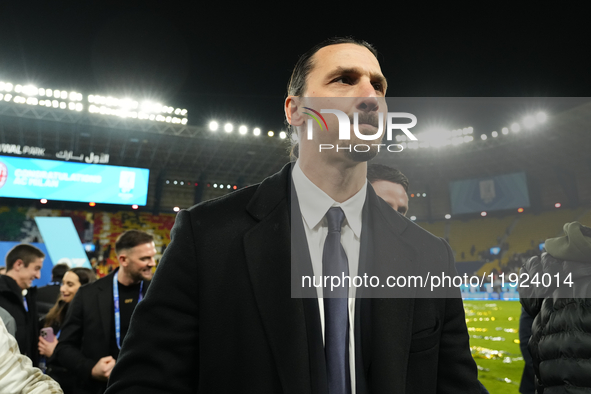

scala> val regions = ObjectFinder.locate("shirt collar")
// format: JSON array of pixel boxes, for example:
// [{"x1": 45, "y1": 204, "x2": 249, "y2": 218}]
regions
[{"x1": 292, "y1": 160, "x2": 366, "y2": 237}]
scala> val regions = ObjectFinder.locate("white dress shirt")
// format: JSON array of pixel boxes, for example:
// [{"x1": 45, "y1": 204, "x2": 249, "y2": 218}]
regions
[{"x1": 292, "y1": 160, "x2": 366, "y2": 394}]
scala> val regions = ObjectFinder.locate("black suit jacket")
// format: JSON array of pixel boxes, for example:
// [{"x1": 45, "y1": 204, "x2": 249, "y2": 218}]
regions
[
  {"x1": 105, "y1": 163, "x2": 479, "y2": 393},
  {"x1": 55, "y1": 268, "x2": 149, "y2": 394},
  {"x1": 0, "y1": 275, "x2": 39, "y2": 366}
]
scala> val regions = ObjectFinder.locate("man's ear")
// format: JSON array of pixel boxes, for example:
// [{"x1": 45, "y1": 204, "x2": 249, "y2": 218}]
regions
[
  {"x1": 285, "y1": 96, "x2": 304, "y2": 127},
  {"x1": 12, "y1": 259, "x2": 24, "y2": 271},
  {"x1": 118, "y1": 254, "x2": 127, "y2": 267}
]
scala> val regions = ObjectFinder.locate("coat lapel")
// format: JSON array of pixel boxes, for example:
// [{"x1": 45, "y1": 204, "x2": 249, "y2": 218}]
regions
[
  {"x1": 244, "y1": 163, "x2": 312, "y2": 394},
  {"x1": 358, "y1": 185, "x2": 419, "y2": 391}
]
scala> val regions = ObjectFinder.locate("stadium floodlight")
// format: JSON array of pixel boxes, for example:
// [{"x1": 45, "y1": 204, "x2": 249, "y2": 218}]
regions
[
  {"x1": 536, "y1": 111, "x2": 547, "y2": 123},
  {"x1": 132, "y1": 204, "x2": 139, "y2": 210},
  {"x1": 279, "y1": 131, "x2": 286, "y2": 139},
  {"x1": 445, "y1": 214, "x2": 451, "y2": 219},
  {"x1": 3, "y1": 94, "x2": 12, "y2": 101},
  {"x1": 410, "y1": 216, "x2": 416, "y2": 221},
  {"x1": 224, "y1": 123, "x2": 233, "y2": 133},
  {"x1": 523, "y1": 115, "x2": 536, "y2": 129},
  {"x1": 213, "y1": 183, "x2": 218, "y2": 188},
  {"x1": 268, "y1": 131, "x2": 274, "y2": 137},
  {"x1": 492, "y1": 131, "x2": 498, "y2": 137},
  {"x1": 173, "y1": 207, "x2": 180, "y2": 212},
  {"x1": 40, "y1": 199, "x2": 48, "y2": 204},
  {"x1": 481, "y1": 211, "x2": 487, "y2": 217},
  {"x1": 502, "y1": 127, "x2": 509, "y2": 135},
  {"x1": 510, "y1": 123, "x2": 520, "y2": 132},
  {"x1": 227, "y1": 184, "x2": 231, "y2": 189},
  {"x1": 555, "y1": 202, "x2": 561, "y2": 208},
  {"x1": 481, "y1": 134, "x2": 487, "y2": 140},
  {"x1": 253, "y1": 128, "x2": 261, "y2": 136},
  {"x1": 239, "y1": 125, "x2": 247, "y2": 135},
  {"x1": 15, "y1": 84, "x2": 22, "y2": 93}
]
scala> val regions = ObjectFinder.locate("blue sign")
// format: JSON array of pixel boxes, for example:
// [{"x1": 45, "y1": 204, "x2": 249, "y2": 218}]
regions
[
  {"x1": 0, "y1": 155, "x2": 149, "y2": 205},
  {"x1": 35, "y1": 217, "x2": 91, "y2": 269},
  {"x1": 449, "y1": 172, "x2": 530, "y2": 215}
]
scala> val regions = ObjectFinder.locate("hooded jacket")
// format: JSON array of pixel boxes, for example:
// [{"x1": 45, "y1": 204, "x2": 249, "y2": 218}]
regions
[{"x1": 519, "y1": 221, "x2": 591, "y2": 393}]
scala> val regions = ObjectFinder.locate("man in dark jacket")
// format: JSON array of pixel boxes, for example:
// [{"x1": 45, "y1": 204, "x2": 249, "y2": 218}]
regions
[
  {"x1": 37, "y1": 262, "x2": 69, "y2": 317},
  {"x1": 0, "y1": 243, "x2": 45, "y2": 366},
  {"x1": 105, "y1": 37, "x2": 479, "y2": 393},
  {"x1": 519, "y1": 221, "x2": 591, "y2": 393},
  {"x1": 55, "y1": 230, "x2": 156, "y2": 394}
]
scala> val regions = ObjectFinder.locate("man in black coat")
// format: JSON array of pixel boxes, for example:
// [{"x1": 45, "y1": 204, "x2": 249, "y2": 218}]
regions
[
  {"x1": 0, "y1": 243, "x2": 45, "y2": 366},
  {"x1": 37, "y1": 262, "x2": 69, "y2": 317},
  {"x1": 106, "y1": 38, "x2": 479, "y2": 393},
  {"x1": 55, "y1": 230, "x2": 156, "y2": 394}
]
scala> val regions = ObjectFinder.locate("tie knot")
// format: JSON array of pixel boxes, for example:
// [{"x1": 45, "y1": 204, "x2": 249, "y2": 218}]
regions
[{"x1": 326, "y1": 207, "x2": 345, "y2": 233}]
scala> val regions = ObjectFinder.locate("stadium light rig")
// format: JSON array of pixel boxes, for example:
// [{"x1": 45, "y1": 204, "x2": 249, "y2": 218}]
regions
[{"x1": 0, "y1": 80, "x2": 188, "y2": 125}]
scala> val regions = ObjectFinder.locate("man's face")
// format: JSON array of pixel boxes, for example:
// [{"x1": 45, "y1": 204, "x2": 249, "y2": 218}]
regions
[
  {"x1": 120, "y1": 242, "x2": 157, "y2": 283},
  {"x1": 288, "y1": 43, "x2": 388, "y2": 162},
  {"x1": 371, "y1": 180, "x2": 409, "y2": 216},
  {"x1": 14, "y1": 257, "x2": 43, "y2": 290}
]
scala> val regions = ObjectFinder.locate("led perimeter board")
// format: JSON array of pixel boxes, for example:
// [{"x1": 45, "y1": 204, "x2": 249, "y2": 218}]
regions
[{"x1": 0, "y1": 155, "x2": 149, "y2": 205}]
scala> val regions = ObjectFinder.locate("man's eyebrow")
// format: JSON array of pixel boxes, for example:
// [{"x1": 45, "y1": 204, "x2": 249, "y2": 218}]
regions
[{"x1": 326, "y1": 66, "x2": 388, "y2": 88}]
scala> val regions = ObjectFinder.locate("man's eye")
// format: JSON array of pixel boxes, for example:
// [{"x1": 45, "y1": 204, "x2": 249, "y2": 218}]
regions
[
  {"x1": 334, "y1": 76, "x2": 352, "y2": 84},
  {"x1": 373, "y1": 83, "x2": 383, "y2": 91}
]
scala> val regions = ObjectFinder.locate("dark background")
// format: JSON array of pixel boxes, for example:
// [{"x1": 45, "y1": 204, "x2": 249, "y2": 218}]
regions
[{"x1": 1, "y1": 2, "x2": 588, "y2": 132}]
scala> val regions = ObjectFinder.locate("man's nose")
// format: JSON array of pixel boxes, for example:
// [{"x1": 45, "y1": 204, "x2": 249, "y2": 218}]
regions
[
  {"x1": 356, "y1": 96, "x2": 379, "y2": 113},
  {"x1": 36, "y1": 271, "x2": 42, "y2": 279}
]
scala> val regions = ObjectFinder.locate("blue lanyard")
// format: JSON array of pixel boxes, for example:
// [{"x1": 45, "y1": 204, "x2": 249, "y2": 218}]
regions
[
  {"x1": 23, "y1": 296, "x2": 28, "y2": 312},
  {"x1": 113, "y1": 272, "x2": 143, "y2": 349}
]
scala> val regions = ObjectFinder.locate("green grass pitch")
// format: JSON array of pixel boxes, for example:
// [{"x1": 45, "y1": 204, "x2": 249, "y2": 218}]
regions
[{"x1": 464, "y1": 300, "x2": 524, "y2": 393}]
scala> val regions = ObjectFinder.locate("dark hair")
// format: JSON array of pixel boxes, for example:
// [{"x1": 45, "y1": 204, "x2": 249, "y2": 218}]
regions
[
  {"x1": 367, "y1": 164, "x2": 409, "y2": 192},
  {"x1": 51, "y1": 263, "x2": 69, "y2": 282},
  {"x1": 5, "y1": 244, "x2": 45, "y2": 271},
  {"x1": 287, "y1": 37, "x2": 379, "y2": 160},
  {"x1": 44, "y1": 267, "x2": 96, "y2": 329},
  {"x1": 115, "y1": 230, "x2": 154, "y2": 255}
]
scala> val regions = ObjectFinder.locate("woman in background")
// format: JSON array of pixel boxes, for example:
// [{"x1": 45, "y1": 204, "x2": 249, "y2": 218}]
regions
[{"x1": 38, "y1": 267, "x2": 96, "y2": 393}]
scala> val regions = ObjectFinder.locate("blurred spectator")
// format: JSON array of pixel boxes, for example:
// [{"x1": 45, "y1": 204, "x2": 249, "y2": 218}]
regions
[
  {"x1": 0, "y1": 316, "x2": 63, "y2": 394},
  {"x1": 520, "y1": 222, "x2": 591, "y2": 393},
  {"x1": 367, "y1": 163, "x2": 409, "y2": 216},
  {"x1": 37, "y1": 263, "x2": 70, "y2": 317},
  {"x1": 0, "y1": 266, "x2": 6, "y2": 275},
  {"x1": 55, "y1": 230, "x2": 156, "y2": 394},
  {"x1": 0, "y1": 243, "x2": 45, "y2": 366},
  {"x1": 1, "y1": 305, "x2": 16, "y2": 336},
  {"x1": 39, "y1": 268, "x2": 96, "y2": 394}
]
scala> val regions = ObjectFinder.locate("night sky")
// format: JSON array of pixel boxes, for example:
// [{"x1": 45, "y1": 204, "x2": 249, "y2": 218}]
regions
[{"x1": 1, "y1": 2, "x2": 588, "y2": 133}]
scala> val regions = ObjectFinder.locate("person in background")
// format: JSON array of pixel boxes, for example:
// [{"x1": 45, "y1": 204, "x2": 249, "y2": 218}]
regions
[
  {"x1": 55, "y1": 230, "x2": 156, "y2": 394},
  {"x1": 367, "y1": 163, "x2": 410, "y2": 216},
  {"x1": 520, "y1": 222, "x2": 591, "y2": 393},
  {"x1": 37, "y1": 263, "x2": 70, "y2": 317},
  {"x1": 0, "y1": 316, "x2": 63, "y2": 394},
  {"x1": 0, "y1": 243, "x2": 45, "y2": 366},
  {"x1": 0, "y1": 305, "x2": 16, "y2": 336},
  {"x1": 0, "y1": 266, "x2": 6, "y2": 275},
  {"x1": 39, "y1": 267, "x2": 96, "y2": 394}
]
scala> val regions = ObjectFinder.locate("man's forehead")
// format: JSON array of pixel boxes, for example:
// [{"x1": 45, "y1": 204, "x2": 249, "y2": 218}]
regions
[{"x1": 312, "y1": 43, "x2": 383, "y2": 74}]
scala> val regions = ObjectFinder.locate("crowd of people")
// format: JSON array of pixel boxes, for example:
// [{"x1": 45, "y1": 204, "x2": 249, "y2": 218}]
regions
[{"x1": 0, "y1": 229, "x2": 156, "y2": 393}]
